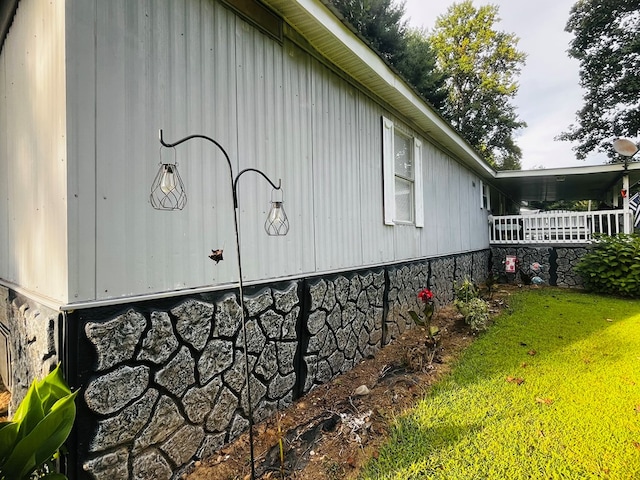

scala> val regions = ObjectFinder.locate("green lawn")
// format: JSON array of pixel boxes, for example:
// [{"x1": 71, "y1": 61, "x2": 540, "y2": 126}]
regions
[{"x1": 360, "y1": 288, "x2": 640, "y2": 479}]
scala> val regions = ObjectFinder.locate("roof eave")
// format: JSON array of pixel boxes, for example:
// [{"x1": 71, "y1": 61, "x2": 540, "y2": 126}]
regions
[
  {"x1": 261, "y1": 0, "x2": 495, "y2": 179},
  {"x1": 0, "y1": 0, "x2": 19, "y2": 53}
]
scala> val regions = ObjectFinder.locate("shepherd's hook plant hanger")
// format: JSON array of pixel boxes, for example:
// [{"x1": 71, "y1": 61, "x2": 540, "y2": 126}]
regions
[{"x1": 150, "y1": 129, "x2": 290, "y2": 480}]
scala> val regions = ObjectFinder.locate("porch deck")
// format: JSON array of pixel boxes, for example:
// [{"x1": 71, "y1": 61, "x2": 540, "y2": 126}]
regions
[{"x1": 489, "y1": 209, "x2": 627, "y2": 245}]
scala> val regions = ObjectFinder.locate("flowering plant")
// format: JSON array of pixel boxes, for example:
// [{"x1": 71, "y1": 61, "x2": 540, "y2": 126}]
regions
[{"x1": 408, "y1": 288, "x2": 439, "y2": 340}]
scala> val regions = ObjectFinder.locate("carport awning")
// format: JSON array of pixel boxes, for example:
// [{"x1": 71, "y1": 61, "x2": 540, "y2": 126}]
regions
[{"x1": 493, "y1": 162, "x2": 640, "y2": 203}]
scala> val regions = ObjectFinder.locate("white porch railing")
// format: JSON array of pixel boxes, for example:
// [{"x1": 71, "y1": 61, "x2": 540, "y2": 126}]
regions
[{"x1": 489, "y1": 210, "x2": 627, "y2": 244}]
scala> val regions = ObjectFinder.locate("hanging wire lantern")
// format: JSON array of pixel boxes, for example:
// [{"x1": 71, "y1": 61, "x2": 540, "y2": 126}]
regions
[
  {"x1": 265, "y1": 188, "x2": 290, "y2": 236},
  {"x1": 150, "y1": 147, "x2": 187, "y2": 210}
]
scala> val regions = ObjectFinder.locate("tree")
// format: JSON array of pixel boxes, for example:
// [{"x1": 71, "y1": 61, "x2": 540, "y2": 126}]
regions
[
  {"x1": 330, "y1": 0, "x2": 408, "y2": 63},
  {"x1": 429, "y1": 1, "x2": 526, "y2": 170},
  {"x1": 330, "y1": 0, "x2": 447, "y2": 109},
  {"x1": 558, "y1": 0, "x2": 640, "y2": 160},
  {"x1": 394, "y1": 29, "x2": 448, "y2": 109}
]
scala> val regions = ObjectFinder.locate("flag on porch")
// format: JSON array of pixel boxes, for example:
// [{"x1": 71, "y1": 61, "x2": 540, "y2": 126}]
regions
[{"x1": 629, "y1": 192, "x2": 640, "y2": 228}]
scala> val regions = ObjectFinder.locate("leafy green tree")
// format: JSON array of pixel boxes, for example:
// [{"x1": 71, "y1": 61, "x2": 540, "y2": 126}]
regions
[
  {"x1": 429, "y1": 1, "x2": 526, "y2": 170},
  {"x1": 330, "y1": 0, "x2": 408, "y2": 63},
  {"x1": 558, "y1": 0, "x2": 640, "y2": 160}
]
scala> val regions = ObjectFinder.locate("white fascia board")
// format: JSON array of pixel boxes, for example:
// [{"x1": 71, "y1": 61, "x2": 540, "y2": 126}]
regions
[{"x1": 496, "y1": 162, "x2": 633, "y2": 179}]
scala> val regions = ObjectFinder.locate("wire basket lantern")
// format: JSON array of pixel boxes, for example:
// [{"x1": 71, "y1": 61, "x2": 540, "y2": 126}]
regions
[{"x1": 150, "y1": 147, "x2": 187, "y2": 210}]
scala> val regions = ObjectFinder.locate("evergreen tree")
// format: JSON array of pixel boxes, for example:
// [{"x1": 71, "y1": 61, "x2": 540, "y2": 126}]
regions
[
  {"x1": 330, "y1": 0, "x2": 447, "y2": 109},
  {"x1": 394, "y1": 28, "x2": 447, "y2": 109},
  {"x1": 331, "y1": 0, "x2": 408, "y2": 63}
]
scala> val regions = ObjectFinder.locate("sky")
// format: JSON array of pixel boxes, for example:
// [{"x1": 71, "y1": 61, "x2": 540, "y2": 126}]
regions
[{"x1": 403, "y1": 0, "x2": 608, "y2": 170}]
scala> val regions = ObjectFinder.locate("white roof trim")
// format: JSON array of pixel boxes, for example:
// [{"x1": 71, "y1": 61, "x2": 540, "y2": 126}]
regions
[{"x1": 497, "y1": 161, "x2": 640, "y2": 179}]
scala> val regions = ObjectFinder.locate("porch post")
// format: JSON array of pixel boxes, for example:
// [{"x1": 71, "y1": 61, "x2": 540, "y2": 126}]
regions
[{"x1": 623, "y1": 173, "x2": 631, "y2": 233}]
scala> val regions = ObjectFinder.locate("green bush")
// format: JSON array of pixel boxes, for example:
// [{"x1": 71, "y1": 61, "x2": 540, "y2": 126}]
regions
[
  {"x1": 575, "y1": 234, "x2": 640, "y2": 297},
  {"x1": 456, "y1": 297, "x2": 490, "y2": 332},
  {"x1": 454, "y1": 278, "x2": 490, "y2": 332},
  {"x1": 0, "y1": 364, "x2": 77, "y2": 480},
  {"x1": 454, "y1": 277, "x2": 479, "y2": 303}
]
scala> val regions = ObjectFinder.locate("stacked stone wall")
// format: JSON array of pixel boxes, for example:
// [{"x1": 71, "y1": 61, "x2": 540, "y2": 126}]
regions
[
  {"x1": 490, "y1": 246, "x2": 589, "y2": 287},
  {"x1": 81, "y1": 284, "x2": 300, "y2": 479},
  {"x1": 7, "y1": 294, "x2": 59, "y2": 411},
  {"x1": 1, "y1": 249, "x2": 492, "y2": 480},
  {"x1": 303, "y1": 271, "x2": 385, "y2": 393},
  {"x1": 555, "y1": 247, "x2": 589, "y2": 287}
]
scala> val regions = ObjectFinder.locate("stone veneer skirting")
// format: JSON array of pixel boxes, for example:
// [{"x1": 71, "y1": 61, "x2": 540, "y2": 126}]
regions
[
  {"x1": 3, "y1": 250, "x2": 490, "y2": 480},
  {"x1": 490, "y1": 245, "x2": 590, "y2": 287}
]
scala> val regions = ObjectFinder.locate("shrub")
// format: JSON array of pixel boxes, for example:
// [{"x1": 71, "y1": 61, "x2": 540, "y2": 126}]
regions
[
  {"x1": 455, "y1": 277, "x2": 479, "y2": 303},
  {"x1": 454, "y1": 278, "x2": 491, "y2": 332},
  {"x1": 575, "y1": 234, "x2": 640, "y2": 297},
  {"x1": 457, "y1": 297, "x2": 490, "y2": 332}
]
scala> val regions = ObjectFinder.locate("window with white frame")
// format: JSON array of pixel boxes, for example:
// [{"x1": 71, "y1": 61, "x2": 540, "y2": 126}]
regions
[
  {"x1": 394, "y1": 130, "x2": 414, "y2": 222},
  {"x1": 382, "y1": 116, "x2": 423, "y2": 227},
  {"x1": 481, "y1": 180, "x2": 490, "y2": 211}
]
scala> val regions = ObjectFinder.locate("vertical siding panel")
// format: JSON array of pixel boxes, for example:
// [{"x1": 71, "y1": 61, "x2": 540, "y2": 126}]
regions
[
  {"x1": 279, "y1": 42, "x2": 316, "y2": 276},
  {"x1": 235, "y1": 17, "x2": 299, "y2": 281},
  {"x1": 66, "y1": 0, "x2": 97, "y2": 302},
  {"x1": 236, "y1": 18, "x2": 270, "y2": 279},
  {"x1": 311, "y1": 62, "x2": 362, "y2": 271},
  {"x1": 421, "y1": 141, "x2": 438, "y2": 257},
  {"x1": 0, "y1": 46, "x2": 7, "y2": 279},
  {"x1": 434, "y1": 150, "x2": 450, "y2": 255},
  {"x1": 358, "y1": 100, "x2": 393, "y2": 265},
  {"x1": 448, "y1": 160, "x2": 462, "y2": 253},
  {"x1": 0, "y1": 0, "x2": 68, "y2": 302}
]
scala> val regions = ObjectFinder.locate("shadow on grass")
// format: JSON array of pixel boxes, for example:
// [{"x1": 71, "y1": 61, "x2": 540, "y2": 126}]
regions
[{"x1": 363, "y1": 421, "x2": 484, "y2": 479}]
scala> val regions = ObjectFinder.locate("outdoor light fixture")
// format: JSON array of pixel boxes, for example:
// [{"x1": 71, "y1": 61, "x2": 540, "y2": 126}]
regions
[
  {"x1": 150, "y1": 150, "x2": 187, "y2": 210},
  {"x1": 265, "y1": 190, "x2": 290, "y2": 236},
  {"x1": 150, "y1": 129, "x2": 290, "y2": 480}
]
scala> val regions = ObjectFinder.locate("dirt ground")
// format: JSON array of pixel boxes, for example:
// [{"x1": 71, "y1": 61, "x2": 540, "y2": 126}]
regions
[{"x1": 188, "y1": 289, "x2": 513, "y2": 480}]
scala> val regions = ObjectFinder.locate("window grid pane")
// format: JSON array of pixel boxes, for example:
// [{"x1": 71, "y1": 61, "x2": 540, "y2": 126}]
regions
[
  {"x1": 394, "y1": 132, "x2": 413, "y2": 180},
  {"x1": 395, "y1": 177, "x2": 413, "y2": 222}
]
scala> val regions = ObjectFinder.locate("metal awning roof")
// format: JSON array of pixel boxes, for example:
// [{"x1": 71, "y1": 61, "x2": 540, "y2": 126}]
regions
[{"x1": 493, "y1": 162, "x2": 640, "y2": 202}]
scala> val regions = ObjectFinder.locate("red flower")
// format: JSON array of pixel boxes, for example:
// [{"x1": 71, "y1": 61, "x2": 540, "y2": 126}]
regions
[{"x1": 418, "y1": 288, "x2": 433, "y2": 303}]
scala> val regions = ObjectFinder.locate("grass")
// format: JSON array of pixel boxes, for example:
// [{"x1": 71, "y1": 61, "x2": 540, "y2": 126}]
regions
[{"x1": 360, "y1": 288, "x2": 640, "y2": 479}]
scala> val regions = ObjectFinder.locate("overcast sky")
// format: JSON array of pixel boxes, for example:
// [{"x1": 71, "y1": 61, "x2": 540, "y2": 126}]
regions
[{"x1": 403, "y1": 0, "x2": 608, "y2": 170}]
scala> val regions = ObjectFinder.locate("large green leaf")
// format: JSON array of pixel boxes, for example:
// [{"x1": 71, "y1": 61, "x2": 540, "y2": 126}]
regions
[
  {"x1": 407, "y1": 310, "x2": 425, "y2": 327},
  {"x1": 2, "y1": 391, "x2": 77, "y2": 479},
  {"x1": 35, "y1": 366, "x2": 72, "y2": 414},
  {"x1": 0, "y1": 422, "x2": 19, "y2": 465},
  {"x1": 12, "y1": 383, "x2": 45, "y2": 442}
]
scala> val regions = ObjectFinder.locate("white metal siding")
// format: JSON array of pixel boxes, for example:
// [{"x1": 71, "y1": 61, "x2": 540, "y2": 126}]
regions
[
  {"x1": 310, "y1": 62, "x2": 363, "y2": 271},
  {"x1": 0, "y1": 0, "x2": 68, "y2": 303},
  {"x1": 66, "y1": 0, "x2": 97, "y2": 302},
  {"x1": 358, "y1": 101, "x2": 393, "y2": 265},
  {"x1": 61, "y1": 0, "x2": 490, "y2": 302},
  {"x1": 234, "y1": 19, "x2": 316, "y2": 281},
  {"x1": 82, "y1": 0, "x2": 319, "y2": 300}
]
